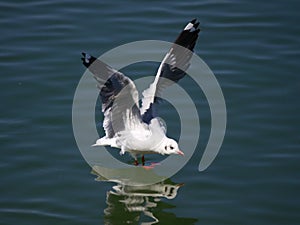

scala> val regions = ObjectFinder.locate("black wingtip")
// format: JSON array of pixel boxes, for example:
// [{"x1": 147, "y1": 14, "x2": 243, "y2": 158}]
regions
[
  {"x1": 81, "y1": 52, "x2": 87, "y2": 60},
  {"x1": 190, "y1": 19, "x2": 201, "y2": 30},
  {"x1": 81, "y1": 52, "x2": 97, "y2": 68},
  {"x1": 185, "y1": 19, "x2": 201, "y2": 32},
  {"x1": 173, "y1": 19, "x2": 201, "y2": 51}
]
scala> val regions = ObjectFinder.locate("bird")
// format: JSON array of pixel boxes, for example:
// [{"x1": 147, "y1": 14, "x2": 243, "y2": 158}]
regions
[{"x1": 81, "y1": 19, "x2": 200, "y2": 166}]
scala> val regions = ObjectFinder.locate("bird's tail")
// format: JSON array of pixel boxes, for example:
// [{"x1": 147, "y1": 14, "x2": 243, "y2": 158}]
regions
[{"x1": 91, "y1": 137, "x2": 118, "y2": 148}]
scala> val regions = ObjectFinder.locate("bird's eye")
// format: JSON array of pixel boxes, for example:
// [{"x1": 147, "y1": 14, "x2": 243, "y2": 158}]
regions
[
  {"x1": 170, "y1": 146, "x2": 174, "y2": 150},
  {"x1": 165, "y1": 146, "x2": 167, "y2": 150}
]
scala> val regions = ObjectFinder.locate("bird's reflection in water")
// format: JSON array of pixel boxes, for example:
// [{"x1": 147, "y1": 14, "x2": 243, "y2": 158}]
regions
[
  {"x1": 105, "y1": 180, "x2": 182, "y2": 224},
  {"x1": 92, "y1": 169, "x2": 198, "y2": 225}
]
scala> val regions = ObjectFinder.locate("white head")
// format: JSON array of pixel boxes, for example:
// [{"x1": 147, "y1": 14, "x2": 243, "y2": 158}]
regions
[{"x1": 160, "y1": 138, "x2": 184, "y2": 156}]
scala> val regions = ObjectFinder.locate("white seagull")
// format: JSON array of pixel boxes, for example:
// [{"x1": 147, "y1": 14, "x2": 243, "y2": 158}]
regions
[{"x1": 81, "y1": 19, "x2": 200, "y2": 165}]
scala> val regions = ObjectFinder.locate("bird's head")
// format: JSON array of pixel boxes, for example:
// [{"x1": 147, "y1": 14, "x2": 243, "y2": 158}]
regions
[{"x1": 161, "y1": 138, "x2": 184, "y2": 156}]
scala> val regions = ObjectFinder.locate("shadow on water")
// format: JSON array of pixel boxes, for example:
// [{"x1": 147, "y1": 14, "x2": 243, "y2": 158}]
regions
[{"x1": 92, "y1": 167, "x2": 198, "y2": 225}]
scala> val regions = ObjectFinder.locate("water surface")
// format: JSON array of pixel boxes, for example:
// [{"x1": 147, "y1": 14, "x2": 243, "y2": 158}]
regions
[{"x1": 1, "y1": 0, "x2": 299, "y2": 224}]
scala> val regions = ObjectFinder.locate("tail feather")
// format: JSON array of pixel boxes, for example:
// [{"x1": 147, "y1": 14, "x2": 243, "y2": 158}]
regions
[{"x1": 91, "y1": 137, "x2": 118, "y2": 148}]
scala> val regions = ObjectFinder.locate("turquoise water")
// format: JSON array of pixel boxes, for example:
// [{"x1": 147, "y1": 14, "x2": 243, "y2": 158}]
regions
[{"x1": 1, "y1": 0, "x2": 300, "y2": 224}]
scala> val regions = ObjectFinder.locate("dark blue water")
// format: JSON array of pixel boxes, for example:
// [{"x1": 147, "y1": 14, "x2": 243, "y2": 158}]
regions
[{"x1": 1, "y1": 0, "x2": 300, "y2": 224}]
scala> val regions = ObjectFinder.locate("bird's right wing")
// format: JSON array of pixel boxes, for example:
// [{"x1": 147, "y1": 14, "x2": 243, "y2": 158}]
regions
[{"x1": 81, "y1": 53, "x2": 143, "y2": 138}]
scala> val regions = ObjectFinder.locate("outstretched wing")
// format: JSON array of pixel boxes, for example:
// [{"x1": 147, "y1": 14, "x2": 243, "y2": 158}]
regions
[
  {"x1": 81, "y1": 53, "x2": 142, "y2": 138},
  {"x1": 140, "y1": 19, "x2": 200, "y2": 124}
]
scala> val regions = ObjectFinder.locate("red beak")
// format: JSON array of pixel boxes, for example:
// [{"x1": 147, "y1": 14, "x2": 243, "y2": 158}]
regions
[{"x1": 177, "y1": 149, "x2": 184, "y2": 156}]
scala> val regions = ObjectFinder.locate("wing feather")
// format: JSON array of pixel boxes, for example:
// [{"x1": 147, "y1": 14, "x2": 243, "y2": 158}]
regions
[
  {"x1": 81, "y1": 53, "x2": 142, "y2": 138},
  {"x1": 140, "y1": 19, "x2": 200, "y2": 123}
]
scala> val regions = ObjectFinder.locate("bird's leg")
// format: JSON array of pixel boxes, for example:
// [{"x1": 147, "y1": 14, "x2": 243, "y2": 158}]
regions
[
  {"x1": 142, "y1": 155, "x2": 145, "y2": 166},
  {"x1": 130, "y1": 153, "x2": 139, "y2": 166},
  {"x1": 134, "y1": 159, "x2": 139, "y2": 166}
]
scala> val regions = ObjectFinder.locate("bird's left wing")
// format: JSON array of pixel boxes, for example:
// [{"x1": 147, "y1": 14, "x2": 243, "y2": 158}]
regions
[{"x1": 140, "y1": 19, "x2": 200, "y2": 123}]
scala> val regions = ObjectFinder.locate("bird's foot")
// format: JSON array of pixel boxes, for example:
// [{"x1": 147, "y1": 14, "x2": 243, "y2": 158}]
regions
[
  {"x1": 120, "y1": 146, "x2": 126, "y2": 155},
  {"x1": 142, "y1": 162, "x2": 161, "y2": 170}
]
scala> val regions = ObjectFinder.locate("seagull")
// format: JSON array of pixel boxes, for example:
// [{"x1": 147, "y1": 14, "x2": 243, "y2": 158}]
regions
[{"x1": 81, "y1": 19, "x2": 200, "y2": 165}]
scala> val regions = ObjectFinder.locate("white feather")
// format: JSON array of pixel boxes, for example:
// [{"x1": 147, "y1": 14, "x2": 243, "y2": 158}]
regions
[
  {"x1": 184, "y1": 22, "x2": 194, "y2": 30},
  {"x1": 140, "y1": 52, "x2": 170, "y2": 115}
]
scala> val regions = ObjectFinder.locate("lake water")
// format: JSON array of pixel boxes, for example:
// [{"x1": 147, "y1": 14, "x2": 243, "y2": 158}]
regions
[{"x1": 1, "y1": 0, "x2": 299, "y2": 224}]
